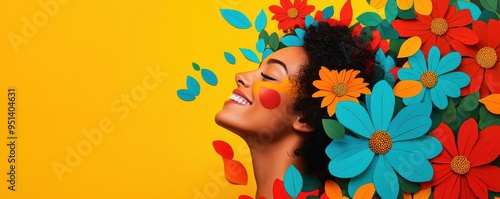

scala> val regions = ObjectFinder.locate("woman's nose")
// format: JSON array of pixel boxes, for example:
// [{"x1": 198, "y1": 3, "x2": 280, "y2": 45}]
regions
[{"x1": 235, "y1": 72, "x2": 252, "y2": 88}]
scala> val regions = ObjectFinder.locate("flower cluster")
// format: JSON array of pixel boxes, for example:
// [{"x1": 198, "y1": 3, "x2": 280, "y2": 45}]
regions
[{"x1": 216, "y1": 0, "x2": 500, "y2": 198}]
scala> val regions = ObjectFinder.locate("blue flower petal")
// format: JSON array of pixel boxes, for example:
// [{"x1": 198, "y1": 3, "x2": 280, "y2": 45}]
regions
[
  {"x1": 328, "y1": 147, "x2": 374, "y2": 178},
  {"x1": 262, "y1": 48, "x2": 273, "y2": 60},
  {"x1": 398, "y1": 68, "x2": 421, "y2": 80},
  {"x1": 325, "y1": 135, "x2": 366, "y2": 159},
  {"x1": 392, "y1": 136, "x2": 443, "y2": 159},
  {"x1": 370, "y1": 81, "x2": 394, "y2": 130},
  {"x1": 422, "y1": 89, "x2": 432, "y2": 105},
  {"x1": 336, "y1": 101, "x2": 375, "y2": 139},
  {"x1": 439, "y1": 72, "x2": 471, "y2": 88},
  {"x1": 386, "y1": 149, "x2": 434, "y2": 182},
  {"x1": 458, "y1": 1, "x2": 481, "y2": 20},
  {"x1": 385, "y1": 72, "x2": 396, "y2": 87},
  {"x1": 435, "y1": 52, "x2": 461, "y2": 76},
  {"x1": 383, "y1": 56, "x2": 396, "y2": 72},
  {"x1": 431, "y1": 87, "x2": 449, "y2": 109},
  {"x1": 408, "y1": 50, "x2": 427, "y2": 74},
  {"x1": 375, "y1": 49, "x2": 386, "y2": 65},
  {"x1": 295, "y1": 28, "x2": 306, "y2": 40},
  {"x1": 374, "y1": 155, "x2": 399, "y2": 199},
  {"x1": 281, "y1": 35, "x2": 304, "y2": 47},
  {"x1": 388, "y1": 103, "x2": 432, "y2": 141},
  {"x1": 436, "y1": 78, "x2": 461, "y2": 98},
  {"x1": 427, "y1": 46, "x2": 441, "y2": 72},
  {"x1": 322, "y1": 6, "x2": 334, "y2": 19},
  {"x1": 348, "y1": 155, "x2": 378, "y2": 197},
  {"x1": 402, "y1": 87, "x2": 425, "y2": 105}
]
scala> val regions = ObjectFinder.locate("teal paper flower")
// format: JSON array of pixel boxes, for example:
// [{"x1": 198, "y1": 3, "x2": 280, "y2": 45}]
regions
[
  {"x1": 326, "y1": 81, "x2": 442, "y2": 199},
  {"x1": 397, "y1": 46, "x2": 470, "y2": 109},
  {"x1": 375, "y1": 48, "x2": 396, "y2": 86}
]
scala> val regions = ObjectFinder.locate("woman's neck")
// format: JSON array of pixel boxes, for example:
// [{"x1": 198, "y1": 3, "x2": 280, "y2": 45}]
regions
[{"x1": 245, "y1": 132, "x2": 306, "y2": 199}]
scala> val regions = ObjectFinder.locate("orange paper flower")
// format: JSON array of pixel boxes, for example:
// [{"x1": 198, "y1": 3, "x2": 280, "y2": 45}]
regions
[
  {"x1": 269, "y1": 0, "x2": 315, "y2": 31},
  {"x1": 312, "y1": 67, "x2": 371, "y2": 116},
  {"x1": 422, "y1": 119, "x2": 500, "y2": 199}
]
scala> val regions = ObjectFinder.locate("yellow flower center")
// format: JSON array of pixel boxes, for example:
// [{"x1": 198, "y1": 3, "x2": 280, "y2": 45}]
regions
[
  {"x1": 332, "y1": 82, "x2": 348, "y2": 97},
  {"x1": 430, "y1": 18, "x2": 448, "y2": 36},
  {"x1": 287, "y1": 8, "x2": 299, "y2": 19},
  {"x1": 369, "y1": 131, "x2": 392, "y2": 154},
  {"x1": 420, "y1": 71, "x2": 438, "y2": 88},
  {"x1": 450, "y1": 156, "x2": 471, "y2": 175},
  {"x1": 476, "y1": 47, "x2": 497, "y2": 69}
]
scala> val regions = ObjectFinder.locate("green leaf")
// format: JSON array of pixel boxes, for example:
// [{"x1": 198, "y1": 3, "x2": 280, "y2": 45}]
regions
[
  {"x1": 459, "y1": 92, "x2": 480, "y2": 112},
  {"x1": 479, "y1": 118, "x2": 500, "y2": 130},
  {"x1": 377, "y1": 20, "x2": 399, "y2": 39},
  {"x1": 480, "y1": 0, "x2": 498, "y2": 12},
  {"x1": 322, "y1": 119, "x2": 345, "y2": 140},
  {"x1": 192, "y1": 62, "x2": 200, "y2": 71},
  {"x1": 442, "y1": 99, "x2": 457, "y2": 125},
  {"x1": 269, "y1": 32, "x2": 280, "y2": 51},
  {"x1": 493, "y1": 156, "x2": 500, "y2": 167},
  {"x1": 389, "y1": 38, "x2": 404, "y2": 59},
  {"x1": 356, "y1": 12, "x2": 383, "y2": 26},
  {"x1": 302, "y1": 174, "x2": 321, "y2": 192},
  {"x1": 259, "y1": 30, "x2": 269, "y2": 45},
  {"x1": 479, "y1": 105, "x2": 500, "y2": 129},
  {"x1": 398, "y1": 174, "x2": 421, "y2": 193},
  {"x1": 430, "y1": 107, "x2": 443, "y2": 131},
  {"x1": 479, "y1": 10, "x2": 500, "y2": 22},
  {"x1": 398, "y1": 6, "x2": 417, "y2": 19}
]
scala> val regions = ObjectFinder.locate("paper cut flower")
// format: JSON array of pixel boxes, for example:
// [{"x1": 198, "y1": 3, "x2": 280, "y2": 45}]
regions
[
  {"x1": 422, "y1": 119, "x2": 500, "y2": 199},
  {"x1": 375, "y1": 48, "x2": 397, "y2": 86},
  {"x1": 392, "y1": 0, "x2": 478, "y2": 56},
  {"x1": 269, "y1": 0, "x2": 315, "y2": 31},
  {"x1": 397, "y1": 46, "x2": 470, "y2": 109},
  {"x1": 452, "y1": 19, "x2": 500, "y2": 98},
  {"x1": 327, "y1": 81, "x2": 442, "y2": 199},
  {"x1": 312, "y1": 67, "x2": 371, "y2": 117}
]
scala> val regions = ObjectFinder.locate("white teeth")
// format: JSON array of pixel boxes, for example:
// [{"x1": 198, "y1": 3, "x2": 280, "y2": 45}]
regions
[{"x1": 230, "y1": 94, "x2": 250, "y2": 105}]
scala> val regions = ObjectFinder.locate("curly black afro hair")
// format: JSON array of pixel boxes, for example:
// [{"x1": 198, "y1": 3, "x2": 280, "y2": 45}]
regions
[{"x1": 292, "y1": 22, "x2": 380, "y2": 179}]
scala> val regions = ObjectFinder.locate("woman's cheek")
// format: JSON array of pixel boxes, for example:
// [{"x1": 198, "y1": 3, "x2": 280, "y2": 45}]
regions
[{"x1": 258, "y1": 87, "x2": 281, "y2": 109}]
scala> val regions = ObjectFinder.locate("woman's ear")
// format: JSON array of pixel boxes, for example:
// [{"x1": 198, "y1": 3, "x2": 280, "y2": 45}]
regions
[{"x1": 292, "y1": 116, "x2": 314, "y2": 133}]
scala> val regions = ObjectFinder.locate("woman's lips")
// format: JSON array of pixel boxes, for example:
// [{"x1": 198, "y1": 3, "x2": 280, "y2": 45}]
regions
[{"x1": 228, "y1": 89, "x2": 252, "y2": 105}]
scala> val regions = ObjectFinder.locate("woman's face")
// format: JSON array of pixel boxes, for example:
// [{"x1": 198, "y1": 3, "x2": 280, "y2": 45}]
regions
[{"x1": 215, "y1": 47, "x2": 309, "y2": 140}]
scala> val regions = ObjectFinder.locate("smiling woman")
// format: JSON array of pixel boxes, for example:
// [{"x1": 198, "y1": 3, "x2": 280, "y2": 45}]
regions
[{"x1": 214, "y1": 22, "x2": 377, "y2": 198}]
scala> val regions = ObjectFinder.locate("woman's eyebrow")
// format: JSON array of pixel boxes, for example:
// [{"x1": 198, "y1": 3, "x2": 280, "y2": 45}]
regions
[{"x1": 266, "y1": 58, "x2": 288, "y2": 74}]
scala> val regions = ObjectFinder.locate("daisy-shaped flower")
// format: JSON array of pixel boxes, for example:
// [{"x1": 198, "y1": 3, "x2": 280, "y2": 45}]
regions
[
  {"x1": 452, "y1": 19, "x2": 500, "y2": 98},
  {"x1": 326, "y1": 81, "x2": 442, "y2": 199},
  {"x1": 392, "y1": 0, "x2": 478, "y2": 56},
  {"x1": 269, "y1": 0, "x2": 315, "y2": 31},
  {"x1": 312, "y1": 67, "x2": 371, "y2": 117},
  {"x1": 397, "y1": 46, "x2": 470, "y2": 109},
  {"x1": 422, "y1": 119, "x2": 500, "y2": 199}
]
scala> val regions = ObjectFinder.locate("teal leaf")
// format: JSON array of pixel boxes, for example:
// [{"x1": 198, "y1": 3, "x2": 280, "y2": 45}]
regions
[
  {"x1": 480, "y1": 0, "x2": 497, "y2": 12},
  {"x1": 220, "y1": 9, "x2": 252, "y2": 29},
  {"x1": 256, "y1": 38, "x2": 266, "y2": 53},
  {"x1": 385, "y1": 0, "x2": 398, "y2": 23},
  {"x1": 377, "y1": 20, "x2": 399, "y2": 39},
  {"x1": 356, "y1": 12, "x2": 383, "y2": 26},
  {"x1": 201, "y1": 69, "x2": 218, "y2": 86},
  {"x1": 305, "y1": 15, "x2": 317, "y2": 28},
  {"x1": 281, "y1": 35, "x2": 304, "y2": 47},
  {"x1": 459, "y1": 92, "x2": 480, "y2": 111},
  {"x1": 284, "y1": 165, "x2": 303, "y2": 198},
  {"x1": 269, "y1": 32, "x2": 280, "y2": 51},
  {"x1": 397, "y1": 174, "x2": 421, "y2": 193},
  {"x1": 255, "y1": 9, "x2": 267, "y2": 32},
  {"x1": 177, "y1": 89, "x2": 196, "y2": 101},
  {"x1": 322, "y1": 119, "x2": 345, "y2": 140},
  {"x1": 322, "y1": 6, "x2": 334, "y2": 19},
  {"x1": 224, "y1": 52, "x2": 236, "y2": 65},
  {"x1": 479, "y1": 10, "x2": 499, "y2": 22},
  {"x1": 187, "y1": 76, "x2": 200, "y2": 96},
  {"x1": 262, "y1": 48, "x2": 273, "y2": 60},
  {"x1": 458, "y1": 1, "x2": 481, "y2": 20},
  {"x1": 301, "y1": 174, "x2": 321, "y2": 192},
  {"x1": 192, "y1": 62, "x2": 200, "y2": 71},
  {"x1": 239, "y1": 48, "x2": 260, "y2": 63},
  {"x1": 397, "y1": 6, "x2": 417, "y2": 19}
]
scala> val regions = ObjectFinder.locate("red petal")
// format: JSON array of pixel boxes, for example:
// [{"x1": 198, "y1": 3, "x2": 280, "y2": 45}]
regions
[
  {"x1": 314, "y1": 10, "x2": 323, "y2": 21},
  {"x1": 239, "y1": 195, "x2": 254, "y2": 199},
  {"x1": 459, "y1": 176, "x2": 476, "y2": 199},
  {"x1": 352, "y1": 25, "x2": 362, "y2": 37},
  {"x1": 445, "y1": 6, "x2": 457, "y2": 19},
  {"x1": 436, "y1": 36, "x2": 451, "y2": 55},
  {"x1": 431, "y1": 123, "x2": 459, "y2": 156},
  {"x1": 298, "y1": 5, "x2": 315, "y2": 17},
  {"x1": 469, "y1": 165, "x2": 500, "y2": 192},
  {"x1": 294, "y1": 0, "x2": 304, "y2": 9},
  {"x1": 447, "y1": 27, "x2": 479, "y2": 45},
  {"x1": 465, "y1": 170, "x2": 489, "y2": 199},
  {"x1": 472, "y1": 20, "x2": 489, "y2": 47},
  {"x1": 270, "y1": 5, "x2": 286, "y2": 14},
  {"x1": 421, "y1": 35, "x2": 437, "y2": 57},
  {"x1": 488, "y1": 19, "x2": 500, "y2": 48},
  {"x1": 297, "y1": 189, "x2": 319, "y2": 199},
  {"x1": 479, "y1": 80, "x2": 491, "y2": 98},
  {"x1": 457, "y1": 118, "x2": 478, "y2": 157},
  {"x1": 433, "y1": 174, "x2": 460, "y2": 199},
  {"x1": 431, "y1": 0, "x2": 449, "y2": 18},
  {"x1": 340, "y1": 0, "x2": 352, "y2": 26},
  {"x1": 449, "y1": 39, "x2": 477, "y2": 57},
  {"x1": 422, "y1": 163, "x2": 453, "y2": 188},
  {"x1": 469, "y1": 125, "x2": 500, "y2": 167},
  {"x1": 380, "y1": 40, "x2": 390, "y2": 53},
  {"x1": 431, "y1": 149, "x2": 453, "y2": 163},
  {"x1": 370, "y1": 30, "x2": 382, "y2": 50},
  {"x1": 392, "y1": 20, "x2": 430, "y2": 37},
  {"x1": 447, "y1": 9, "x2": 473, "y2": 28},
  {"x1": 280, "y1": 0, "x2": 293, "y2": 9},
  {"x1": 213, "y1": 140, "x2": 234, "y2": 159},
  {"x1": 416, "y1": 14, "x2": 433, "y2": 24},
  {"x1": 485, "y1": 64, "x2": 500, "y2": 95},
  {"x1": 457, "y1": 58, "x2": 483, "y2": 93},
  {"x1": 273, "y1": 179, "x2": 292, "y2": 199},
  {"x1": 223, "y1": 158, "x2": 248, "y2": 185},
  {"x1": 278, "y1": 20, "x2": 289, "y2": 30},
  {"x1": 295, "y1": 17, "x2": 305, "y2": 29}
]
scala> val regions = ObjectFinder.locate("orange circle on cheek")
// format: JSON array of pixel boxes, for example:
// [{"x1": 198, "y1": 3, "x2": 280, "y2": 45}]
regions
[{"x1": 259, "y1": 87, "x2": 281, "y2": 109}]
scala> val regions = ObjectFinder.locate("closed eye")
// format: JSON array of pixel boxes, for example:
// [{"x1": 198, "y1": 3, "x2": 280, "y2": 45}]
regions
[{"x1": 261, "y1": 72, "x2": 277, "y2": 81}]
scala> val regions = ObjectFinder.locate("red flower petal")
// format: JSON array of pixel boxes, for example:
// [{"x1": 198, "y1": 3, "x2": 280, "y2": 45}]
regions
[
  {"x1": 447, "y1": 9, "x2": 473, "y2": 28},
  {"x1": 340, "y1": 0, "x2": 352, "y2": 26},
  {"x1": 431, "y1": 123, "x2": 458, "y2": 156},
  {"x1": 298, "y1": 5, "x2": 315, "y2": 17},
  {"x1": 270, "y1": 5, "x2": 286, "y2": 14},
  {"x1": 421, "y1": 163, "x2": 453, "y2": 189},
  {"x1": 280, "y1": 0, "x2": 293, "y2": 9},
  {"x1": 472, "y1": 20, "x2": 489, "y2": 47},
  {"x1": 213, "y1": 140, "x2": 234, "y2": 159},
  {"x1": 457, "y1": 58, "x2": 483, "y2": 94},
  {"x1": 295, "y1": 0, "x2": 305, "y2": 9},
  {"x1": 392, "y1": 20, "x2": 430, "y2": 37},
  {"x1": 485, "y1": 64, "x2": 500, "y2": 94},
  {"x1": 273, "y1": 179, "x2": 292, "y2": 199},
  {"x1": 434, "y1": 174, "x2": 460, "y2": 199},
  {"x1": 431, "y1": 0, "x2": 449, "y2": 18},
  {"x1": 487, "y1": 19, "x2": 500, "y2": 48},
  {"x1": 450, "y1": 39, "x2": 478, "y2": 57},
  {"x1": 436, "y1": 36, "x2": 451, "y2": 55},
  {"x1": 431, "y1": 149, "x2": 453, "y2": 163},
  {"x1": 479, "y1": 80, "x2": 491, "y2": 98},
  {"x1": 446, "y1": 27, "x2": 479, "y2": 45},
  {"x1": 416, "y1": 14, "x2": 433, "y2": 24},
  {"x1": 420, "y1": 35, "x2": 437, "y2": 56},
  {"x1": 370, "y1": 30, "x2": 382, "y2": 50},
  {"x1": 459, "y1": 176, "x2": 476, "y2": 199},
  {"x1": 465, "y1": 169, "x2": 490, "y2": 199},
  {"x1": 223, "y1": 158, "x2": 248, "y2": 185},
  {"x1": 469, "y1": 165, "x2": 500, "y2": 192},
  {"x1": 457, "y1": 118, "x2": 478, "y2": 157},
  {"x1": 469, "y1": 125, "x2": 500, "y2": 167}
]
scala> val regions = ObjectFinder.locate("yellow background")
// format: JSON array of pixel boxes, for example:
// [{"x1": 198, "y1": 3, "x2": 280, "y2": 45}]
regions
[{"x1": 0, "y1": 0, "x2": 380, "y2": 198}]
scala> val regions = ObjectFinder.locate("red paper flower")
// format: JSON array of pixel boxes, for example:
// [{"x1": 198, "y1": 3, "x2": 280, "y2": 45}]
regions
[
  {"x1": 422, "y1": 119, "x2": 500, "y2": 199},
  {"x1": 269, "y1": 0, "x2": 315, "y2": 31},
  {"x1": 452, "y1": 19, "x2": 500, "y2": 97},
  {"x1": 392, "y1": 0, "x2": 478, "y2": 56}
]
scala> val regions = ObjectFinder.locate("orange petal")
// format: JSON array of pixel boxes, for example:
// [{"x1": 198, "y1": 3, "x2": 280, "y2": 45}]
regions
[
  {"x1": 223, "y1": 158, "x2": 248, "y2": 185},
  {"x1": 370, "y1": 0, "x2": 388, "y2": 9},
  {"x1": 313, "y1": 90, "x2": 333, "y2": 98},
  {"x1": 393, "y1": 80, "x2": 423, "y2": 98},
  {"x1": 414, "y1": 0, "x2": 432, "y2": 16},
  {"x1": 353, "y1": 183, "x2": 375, "y2": 199},
  {"x1": 344, "y1": 69, "x2": 354, "y2": 82},
  {"x1": 313, "y1": 80, "x2": 333, "y2": 90},
  {"x1": 478, "y1": 94, "x2": 500, "y2": 114},
  {"x1": 413, "y1": 187, "x2": 432, "y2": 199},
  {"x1": 321, "y1": 94, "x2": 336, "y2": 108},
  {"x1": 397, "y1": 0, "x2": 413, "y2": 10},
  {"x1": 326, "y1": 97, "x2": 342, "y2": 116},
  {"x1": 338, "y1": 69, "x2": 347, "y2": 83},
  {"x1": 350, "y1": 86, "x2": 371, "y2": 95},
  {"x1": 319, "y1": 66, "x2": 335, "y2": 85},
  {"x1": 398, "y1": 36, "x2": 422, "y2": 58},
  {"x1": 348, "y1": 70, "x2": 361, "y2": 82},
  {"x1": 324, "y1": 180, "x2": 343, "y2": 199},
  {"x1": 347, "y1": 78, "x2": 365, "y2": 87}
]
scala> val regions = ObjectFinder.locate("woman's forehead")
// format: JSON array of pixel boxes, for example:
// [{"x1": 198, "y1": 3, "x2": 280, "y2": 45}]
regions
[{"x1": 265, "y1": 47, "x2": 308, "y2": 74}]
